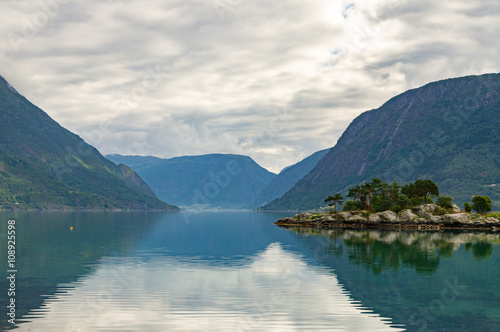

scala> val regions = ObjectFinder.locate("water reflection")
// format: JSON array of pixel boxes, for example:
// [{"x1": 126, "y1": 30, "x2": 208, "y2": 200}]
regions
[
  {"x1": 15, "y1": 244, "x2": 400, "y2": 331},
  {"x1": 283, "y1": 227, "x2": 500, "y2": 331},
  {"x1": 1, "y1": 212, "x2": 402, "y2": 331},
  {"x1": 0, "y1": 211, "x2": 165, "y2": 329},
  {"x1": 2, "y1": 212, "x2": 499, "y2": 331},
  {"x1": 465, "y1": 241, "x2": 494, "y2": 260},
  {"x1": 285, "y1": 228, "x2": 499, "y2": 274}
]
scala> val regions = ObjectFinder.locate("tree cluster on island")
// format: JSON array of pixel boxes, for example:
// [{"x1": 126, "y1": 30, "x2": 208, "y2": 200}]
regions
[{"x1": 325, "y1": 178, "x2": 493, "y2": 215}]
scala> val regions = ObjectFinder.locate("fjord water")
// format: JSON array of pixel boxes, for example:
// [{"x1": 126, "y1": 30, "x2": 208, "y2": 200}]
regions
[{"x1": 0, "y1": 212, "x2": 499, "y2": 331}]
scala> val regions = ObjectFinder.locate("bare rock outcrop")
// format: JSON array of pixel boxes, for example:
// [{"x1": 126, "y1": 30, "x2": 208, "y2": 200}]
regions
[
  {"x1": 334, "y1": 212, "x2": 352, "y2": 222},
  {"x1": 398, "y1": 209, "x2": 418, "y2": 222},
  {"x1": 443, "y1": 213, "x2": 471, "y2": 224},
  {"x1": 348, "y1": 215, "x2": 367, "y2": 223}
]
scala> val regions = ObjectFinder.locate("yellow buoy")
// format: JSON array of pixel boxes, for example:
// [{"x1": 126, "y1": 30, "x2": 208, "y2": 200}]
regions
[{"x1": 70, "y1": 226, "x2": 73, "y2": 231}]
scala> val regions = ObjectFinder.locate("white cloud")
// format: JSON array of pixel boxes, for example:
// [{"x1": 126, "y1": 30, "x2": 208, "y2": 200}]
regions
[{"x1": 1, "y1": 0, "x2": 499, "y2": 172}]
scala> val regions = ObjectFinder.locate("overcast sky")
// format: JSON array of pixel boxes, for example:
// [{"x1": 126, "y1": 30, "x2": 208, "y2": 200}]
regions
[{"x1": 1, "y1": 0, "x2": 499, "y2": 173}]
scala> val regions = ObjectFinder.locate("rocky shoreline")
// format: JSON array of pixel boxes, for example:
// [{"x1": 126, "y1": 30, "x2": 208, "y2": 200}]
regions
[{"x1": 275, "y1": 204, "x2": 500, "y2": 230}]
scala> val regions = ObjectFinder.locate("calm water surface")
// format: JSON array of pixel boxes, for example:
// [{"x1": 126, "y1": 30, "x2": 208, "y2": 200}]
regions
[{"x1": 0, "y1": 211, "x2": 499, "y2": 331}]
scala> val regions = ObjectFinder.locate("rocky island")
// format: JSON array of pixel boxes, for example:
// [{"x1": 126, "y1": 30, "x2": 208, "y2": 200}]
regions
[{"x1": 276, "y1": 204, "x2": 500, "y2": 231}]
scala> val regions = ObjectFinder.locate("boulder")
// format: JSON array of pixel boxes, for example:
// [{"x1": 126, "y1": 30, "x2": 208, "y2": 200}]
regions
[
  {"x1": 379, "y1": 211, "x2": 398, "y2": 222},
  {"x1": 368, "y1": 214, "x2": 382, "y2": 223},
  {"x1": 471, "y1": 219, "x2": 486, "y2": 225},
  {"x1": 348, "y1": 215, "x2": 367, "y2": 223},
  {"x1": 398, "y1": 209, "x2": 418, "y2": 222},
  {"x1": 276, "y1": 217, "x2": 295, "y2": 224},
  {"x1": 334, "y1": 212, "x2": 352, "y2": 222},
  {"x1": 421, "y1": 212, "x2": 434, "y2": 220},
  {"x1": 486, "y1": 217, "x2": 500, "y2": 224},
  {"x1": 452, "y1": 204, "x2": 461, "y2": 213},
  {"x1": 294, "y1": 213, "x2": 312, "y2": 222},
  {"x1": 429, "y1": 216, "x2": 443, "y2": 223},
  {"x1": 413, "y1": 204, "x2": 438, "y2": 217},
  {"x1": 318, "y1": 215, "x2": 335, "y2": 222},
  {"x1": 443, "y1": 213, "x2": 471, "y2": 224}
]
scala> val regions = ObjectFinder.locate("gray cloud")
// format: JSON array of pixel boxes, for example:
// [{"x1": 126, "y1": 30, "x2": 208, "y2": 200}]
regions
[{"x1": 1, "y1": 0, "x2": 499, "y2": 172}]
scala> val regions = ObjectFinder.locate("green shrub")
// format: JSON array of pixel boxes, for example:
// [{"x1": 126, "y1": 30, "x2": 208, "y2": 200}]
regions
[
  {"x1": 396, "y1": 194, "x2": 411, "y2": 209},
  {"x1": 464, "y1": 202, "x2": 472, "y2": 213},
  {"x1": 410, "y1": 197, "x2": 424, "y2": 207},
  {"x1": 391, "y1": 204, "x2": 403, "y2": 213},
  {"x1": 437, "y1": 196, "x2": 453, "y2": 209},
  {"x1": 343, "y1": 200, "x2": 359, "y2": 211},
  {"x1": 434, "y1": 207, "x2": 449, "y2": 216},
  {"x1": 472, "y1": 196, "x2": 493, "y2": 215},
  {"x1": 371, "y1": 196, "x2": 390, "y2": 212},
  {"x1": 325, "y1": 193, "x2": 343, "y2": 213}
]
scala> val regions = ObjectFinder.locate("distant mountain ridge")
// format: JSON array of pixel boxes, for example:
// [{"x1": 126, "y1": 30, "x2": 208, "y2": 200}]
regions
[
  {"x1": 0, "y1": 75, "x2": 177, "y2": 210},
  {"x1": 106, "y1": 154, "x2": 276, "y2": 209},
  {"x1": 108, "y1": 149, "x2": 331, "y2": 210},
  {"x1": 254, "y1": 149, "x2": 330, "y2": 208},
  {"x1": 264, "y1": 73, "x2": 500, "y2": 211}
]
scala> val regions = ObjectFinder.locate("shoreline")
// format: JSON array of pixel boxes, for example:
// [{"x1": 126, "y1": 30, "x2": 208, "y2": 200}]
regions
[
  {"x1": 275, "y1": 204, "x2": 500, "y2": 231},
  {"x1": 0, "y1": 208, "x2": 180, "y2": 212},
  {"x1": 275, "y1": 222, "x2": 499, "y2": 231}
]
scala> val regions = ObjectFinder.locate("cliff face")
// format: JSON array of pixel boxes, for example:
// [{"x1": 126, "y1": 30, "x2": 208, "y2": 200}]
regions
[
  {"x1": 0, "y1": 75, "x2": 177, "y2": 210},
  {"x1": 264, "y1": 74, "x2": 500, "y2": 210}
]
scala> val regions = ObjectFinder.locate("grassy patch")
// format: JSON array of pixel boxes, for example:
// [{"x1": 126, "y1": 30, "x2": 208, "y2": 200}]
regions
[{"x1": 487, "y1": 212, "x2": 500, "y2": 218}]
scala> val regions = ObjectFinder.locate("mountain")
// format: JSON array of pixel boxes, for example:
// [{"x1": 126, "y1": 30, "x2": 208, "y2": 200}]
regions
[
  {"x1": 264, "y1": 73, "x2": 500, "y2": 211},
  {"x1": 254, "y1": 149, "x2": 330, "y2": 208},
  {"x1": 0, "y1": 75, "x2": 178, "y2": 211},
  {"x1": 106, "y1": 154, "x2": 276, "y2": 209}
]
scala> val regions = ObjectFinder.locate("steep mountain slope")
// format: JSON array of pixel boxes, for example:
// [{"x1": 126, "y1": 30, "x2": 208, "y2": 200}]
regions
[
  {"x1": 0, "y1": 76, "x2": 177, "y2": 210},
  {"x1": 254, "y1": 149, "x2": 329, "y2": 208},
  {"x1": 264, "y1": 73, "x2": 500, "y2": 210},
  {"x1": 107, "y1": 154, "x2": 276, "y2": 209}
]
